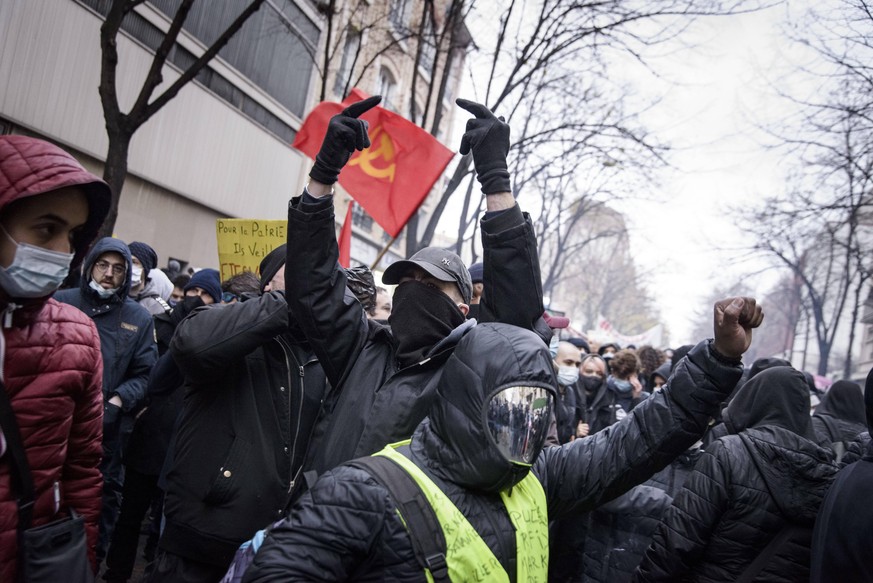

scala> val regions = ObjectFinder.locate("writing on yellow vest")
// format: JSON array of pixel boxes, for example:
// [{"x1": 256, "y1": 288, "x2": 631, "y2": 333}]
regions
[{"x1": 376, "y1": 441, "x2": 549, "y2": 582}]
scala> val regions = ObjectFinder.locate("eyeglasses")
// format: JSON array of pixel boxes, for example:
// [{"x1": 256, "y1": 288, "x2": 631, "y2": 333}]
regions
[
  {"x1": 94, "y1": 260, "x2": 126, "y2": 276},
  {"x1": 221, "y1": 292, "x2": 239, "y2": 303}
]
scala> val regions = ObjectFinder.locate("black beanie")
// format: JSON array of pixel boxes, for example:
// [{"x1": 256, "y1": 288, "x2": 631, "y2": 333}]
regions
[
  {"x1": 259, "y1": 244, "x2": 287, "y2": 292},
  {"x1": 128, "y1": 241, "x2": 157, "y2": 276}
]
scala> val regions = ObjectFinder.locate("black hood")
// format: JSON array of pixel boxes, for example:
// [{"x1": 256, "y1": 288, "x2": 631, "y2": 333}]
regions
[
  {"x1": 414, "y1": 323, "x2": 557, "y2": 494},
  {"x1": 724, "y1": 366, "x2": 815, "y2": 440},
  {"x1": 78, "y1": 236, "x2": 133, "y2": 302},
  {"x1": 814, "y1": 380, "x2": 866, "y2": 426}
]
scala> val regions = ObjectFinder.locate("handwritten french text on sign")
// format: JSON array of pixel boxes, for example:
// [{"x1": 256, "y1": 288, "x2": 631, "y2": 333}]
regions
[{"x1": 216, "y1": 219, "x2": 286, "y2": 281}]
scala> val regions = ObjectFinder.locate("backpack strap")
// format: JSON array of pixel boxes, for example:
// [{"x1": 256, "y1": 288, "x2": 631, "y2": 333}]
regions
[
  {"x1": 153, "y1": 296, "x2": 173, "y2": 315},
  {"x1": 348, "y1": 454, "x2": 449, "y2": 583},
  {"x1": 0, "y1": 379, "x2": 36, "y2": 555}
]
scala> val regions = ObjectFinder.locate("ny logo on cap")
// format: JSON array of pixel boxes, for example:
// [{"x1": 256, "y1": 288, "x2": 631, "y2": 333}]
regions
[{"x1": 442, "y1": 258, "x2": 452, "y2": 266}]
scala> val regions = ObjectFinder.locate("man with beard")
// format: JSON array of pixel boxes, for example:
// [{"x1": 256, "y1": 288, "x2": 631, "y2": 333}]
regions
[
  {"x1": 54, "y1": 238, "x2": 158, "y2": 562},
  {"x1": 286, "y1": 96, "x2": 550, "y2": 477}
]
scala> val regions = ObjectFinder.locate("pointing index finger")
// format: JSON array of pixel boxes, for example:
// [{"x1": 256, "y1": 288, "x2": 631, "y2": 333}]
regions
[
  {"x1": 456, "y1": 98, "x2": 495, "y2": 119},
  {"x1": 343, "y1": 95, "x2": 382, "y2": 118}
]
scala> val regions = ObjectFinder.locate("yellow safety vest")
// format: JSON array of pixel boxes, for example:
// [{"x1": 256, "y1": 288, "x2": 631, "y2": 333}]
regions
[{"x1": 376, "y1": 441, "x2": 549, "y2": 582}]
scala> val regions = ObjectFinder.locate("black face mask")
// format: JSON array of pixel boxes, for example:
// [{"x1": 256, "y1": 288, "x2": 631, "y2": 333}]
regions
[
  {"x1": 179, "y1": 295, "x2": 205, "y2": 315},
  {"x1": 580, "y1": 375, "x2": 602, "y2": 395},
  {"x1": 389, "y1": 280, "x2": 466, "y2": 367}
]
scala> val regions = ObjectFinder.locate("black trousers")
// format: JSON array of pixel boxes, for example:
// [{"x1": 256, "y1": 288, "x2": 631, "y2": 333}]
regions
[
  {"x1": 145, "y1": 549, "x2": 228, "y2": 583},
  {"x1": 103, "y1": 467, "x2": 160, "y2": 581}
]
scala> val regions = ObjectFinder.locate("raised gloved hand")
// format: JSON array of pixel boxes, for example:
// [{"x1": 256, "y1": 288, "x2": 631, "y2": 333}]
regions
[
  {"x1": 712, "y1": 297, "x2": 764, "y2": 359},
  {"x1": 309, "y1": 95, "x2": 382, "y2": 185},
  {"x1": 456, "y1": 98, "x2": 511, "y2": 194}
]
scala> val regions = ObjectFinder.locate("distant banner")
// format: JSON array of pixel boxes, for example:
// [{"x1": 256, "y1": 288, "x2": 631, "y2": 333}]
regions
[
  {"x1": 589, "y1": 317, "x2": 664, "y2": 348},
  {"x1": 216, "y1": 219, "x2": 286, "y2": 281}
]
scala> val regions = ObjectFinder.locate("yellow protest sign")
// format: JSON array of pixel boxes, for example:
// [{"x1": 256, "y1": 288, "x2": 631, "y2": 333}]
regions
[{"x1": 216, "y1": 219, "x2": 286, "y2": 281}]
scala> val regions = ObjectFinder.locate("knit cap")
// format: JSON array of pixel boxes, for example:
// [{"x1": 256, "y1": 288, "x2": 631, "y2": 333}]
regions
[
  {"x1": 128, "y1": 241, "x2": 157, "y2": 275},
  {"x1": 184, "y1": 268, "x2": 222, "y2": 304}
]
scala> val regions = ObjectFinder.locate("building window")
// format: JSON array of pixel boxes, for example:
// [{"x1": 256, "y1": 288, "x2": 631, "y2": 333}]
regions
[
  {"x1": 352, "y1": 203, "x2": 374, "y2": 231},
  {"x1": 378, "y1": 66, "x2": 398, "y2": 111},
  {"x1": 334, "y1": 28, "x2": 361, "y2": 99},
  {"x1": 389, "y1": 0, "x2": 410, "y2": 30}
]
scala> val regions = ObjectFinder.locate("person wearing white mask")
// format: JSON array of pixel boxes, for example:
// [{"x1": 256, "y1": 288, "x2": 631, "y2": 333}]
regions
[
  {"x1": 55, "y1": 236, "x2": 158, "y2": 563},
  {"x1": 0, "y1": 135, "x2": 111, "y2": 581},
  {"x1": 553, "y1": 341, "x2": 589, "y2": 443},
  {"x1": 127, "y1": 241, "x2": 173, "y2": 315}
]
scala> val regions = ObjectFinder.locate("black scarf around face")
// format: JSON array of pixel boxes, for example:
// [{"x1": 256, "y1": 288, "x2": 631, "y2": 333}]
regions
[{"x1": 389, "y1": 280, "x2": 466, "y2": 367}]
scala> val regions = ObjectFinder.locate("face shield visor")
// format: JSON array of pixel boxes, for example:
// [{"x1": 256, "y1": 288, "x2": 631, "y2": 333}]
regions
[{"x1": 485, "y1": 385, "x2": 554, "y2": 466}]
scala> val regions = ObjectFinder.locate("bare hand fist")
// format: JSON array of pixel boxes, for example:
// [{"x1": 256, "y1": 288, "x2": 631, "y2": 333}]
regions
[
  {"x1": 576, "y1": 422, "x2": 590, "y2": 438},
  {"x1": 712, "y1": 297, "x2": 764, "y2": 359}
]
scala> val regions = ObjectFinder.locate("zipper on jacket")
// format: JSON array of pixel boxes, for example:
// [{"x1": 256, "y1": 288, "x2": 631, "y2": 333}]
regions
[
  {"x1": 276, "y1": 337, "x2": 306, "y2": 495},
  {"x1": 3, "y1": 302, "x2": 20, "y2": 329}
]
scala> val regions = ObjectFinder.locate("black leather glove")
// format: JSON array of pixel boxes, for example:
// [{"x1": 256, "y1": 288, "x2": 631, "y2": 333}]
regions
[
  {"x1": 456, "y1": 98, "x2": 511, "y2": 194},
  {"x1": 309, "y1": 95, "x2": 382, "y2": 185}
]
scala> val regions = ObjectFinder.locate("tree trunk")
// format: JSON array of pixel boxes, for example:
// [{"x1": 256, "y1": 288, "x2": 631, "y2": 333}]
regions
[{"x1": 99, "y1": 129, "x2": 133, "y2": 239}]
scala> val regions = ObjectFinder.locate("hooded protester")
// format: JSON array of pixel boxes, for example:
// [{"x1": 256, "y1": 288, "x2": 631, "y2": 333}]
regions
[
  {"x1": 635, "y1": 366, "x2": 838, "y2": 583},
  {"x1": 127, "y1": 241, "x2": 172, "y2": 315},
  {"x1": 0, "y1": 135, "x2": 109, "y2": 581},
  {"x1": 243, "y1": 295, "x2": 761, "y2": 582},
  {"x1": 285, "y1": 96, "x2": 551, "y2": 478},
  {"x1": 578, "y1": 354, "x2": 616, "y2": 435},
  {"x1": 809, "y1": 367, "x2": 873, "y2": 583},
  {"x1": 54, "y1": 236, "x2": 158, "y2": 560},
  {"x1": 149, "y1": 243, "x2": 330, "y2": 581},
  {"x1": 811, "y1": 380, "x2": 866, "y2": 455}
]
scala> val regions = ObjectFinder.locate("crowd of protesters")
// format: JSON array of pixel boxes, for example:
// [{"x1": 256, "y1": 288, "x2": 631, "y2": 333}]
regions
[{"x1": 0, "y1": 96, "x2": 870, "y2": 583}]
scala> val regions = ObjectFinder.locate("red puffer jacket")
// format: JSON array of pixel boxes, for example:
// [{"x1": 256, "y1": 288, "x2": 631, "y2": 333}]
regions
[
  {"x1": 0, "y1": 135, "x2": 110, "y2": 581},
  {"x1": 0, "y1": 299, "x2": 104, "y2": 581}
]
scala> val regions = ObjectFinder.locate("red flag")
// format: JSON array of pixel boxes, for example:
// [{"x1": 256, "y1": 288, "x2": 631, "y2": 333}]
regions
[
  {"x1": 293, "y1": 88, "x2": 455, "y2": 237},
  {"x1": 338, "y1": 200, "x2": 353, "y2": 268}
]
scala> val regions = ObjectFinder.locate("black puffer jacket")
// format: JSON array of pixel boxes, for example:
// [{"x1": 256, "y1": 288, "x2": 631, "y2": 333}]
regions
[
  {"x1": 160, "y1": 292, "x2": 326, "y2": 567},
  {"x1": 244, "y1": 325, "x2": 743, "y2": 582},
  {"x1": 811, "y1": 380, "x2": 866, "y2": 449},
  {"x1": 550, "y1": 449, "x2": 700, "y2": 583},
  {"x1": 286, "y1": 193, "x2": 549, "y2": 475},
  {"x1": 635, "y1": 367, "x2": 838, "y2": 582}
]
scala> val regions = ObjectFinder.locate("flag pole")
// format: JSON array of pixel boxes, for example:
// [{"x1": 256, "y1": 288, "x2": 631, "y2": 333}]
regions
[{"x1": 370, "y1": 234, "x2": 398, "y2": 270}]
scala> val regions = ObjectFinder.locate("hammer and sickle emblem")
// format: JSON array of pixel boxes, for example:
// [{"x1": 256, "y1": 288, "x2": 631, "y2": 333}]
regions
[{"x1": 348, "y1": 125, "x2": 397, "y2": 182}]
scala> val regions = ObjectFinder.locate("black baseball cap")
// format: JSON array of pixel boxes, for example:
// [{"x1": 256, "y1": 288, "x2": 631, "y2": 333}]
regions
[{"x1": 382, "y1": 247, "x2": 472, "y2": 304}]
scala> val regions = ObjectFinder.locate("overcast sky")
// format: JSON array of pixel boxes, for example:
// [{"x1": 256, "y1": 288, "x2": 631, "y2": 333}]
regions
[
  {"x1": 595, "y1": 3, "x2": 812, "y2": 345},
  {"x1": 437, "y1": 2, "x2": 817, "y2": 346}
]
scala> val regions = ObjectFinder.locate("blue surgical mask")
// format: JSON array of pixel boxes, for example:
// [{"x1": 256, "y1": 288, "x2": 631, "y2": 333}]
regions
[
  {"x1": 89, "y1": 278, "x2": 118, "y2": 299},
  {"x1": 613, "y1": 378, "x2": 633, "y2": 393},
  {"x1": 0, "y1": 228, "x2": 74, "y2": 298},
  {"x1": 549, "y1": 334, "x2": 559, "y2": 358}
]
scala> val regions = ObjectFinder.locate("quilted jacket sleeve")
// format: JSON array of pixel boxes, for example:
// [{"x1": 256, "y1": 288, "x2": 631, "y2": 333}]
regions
[
  {"x1": 61, "y1": 318, "x2": 104, "y2": 570},
  {"x1": 478, "y1": 205, "x2": 549, "y2": 339},
  {"x1": 633, "y1": 440, "x2": 731, "y2": 581},
  {"x1": 284, "y1": 194, "x2": 370, "y2": 388},
  {"x1": 242, "y1": 465, "x2": 421, "y2": 582},
  {"x1": 536, "y1": 340, "x2": 741, "y2": 518}
]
